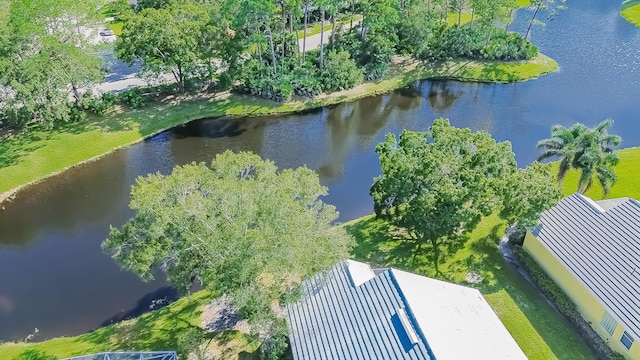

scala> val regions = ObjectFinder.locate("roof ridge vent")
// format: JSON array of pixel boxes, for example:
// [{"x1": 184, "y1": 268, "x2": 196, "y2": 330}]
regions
[
  {"x1": 396, "y1": 307, "x2": 420, "y2": 345},
  {"x1": 574, "y1": 193, "x2": 606, "y2": 213}
]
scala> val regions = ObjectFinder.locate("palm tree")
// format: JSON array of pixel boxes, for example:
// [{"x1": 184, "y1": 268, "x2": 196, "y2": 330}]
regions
[
  {"x1": 537, "y1": 119, "x2": 622, "y2": 197},
  {"x1": 536, "y1": 123, "x2": 589, "y2": 188},
  {"x1": 573, "y1": 119, "x2": 621, "y2": 197}
]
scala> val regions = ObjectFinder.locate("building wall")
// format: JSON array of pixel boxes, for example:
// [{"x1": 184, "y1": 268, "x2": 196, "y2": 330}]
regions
[{"x1": 523, "y1": 232, "x2": 640, "y2": 359}]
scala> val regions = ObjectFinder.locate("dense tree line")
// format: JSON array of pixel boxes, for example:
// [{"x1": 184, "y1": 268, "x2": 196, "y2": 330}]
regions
[{"x1": 0, "y1": 0, "x2": 547, "y2": 130}]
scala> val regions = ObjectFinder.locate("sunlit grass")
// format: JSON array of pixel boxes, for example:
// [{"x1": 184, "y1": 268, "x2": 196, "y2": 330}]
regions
[
  {"x1": 517, "y1": 0, "x2": 532, "y2": 7},
  {"x1": 106, "y1": 21, "x2": 124, "y2": 36},
  {"x1": 551, "y1": 147, "x2": 640, "y2": 200},
  {"x1": 439, "y1": 53, "x2": 558, "y2": 82},
  {"x1": 343, "y1": 213, "x2": 595, "y2": 360},
  {"x1": 296, "y1": 14, "x2": 363, "y2": 39},
  {"x1": 297, "y1": 23, "x2": 332, "y2": 39},
  {"x1": 447, "y1": 12, "x2": 474, "y2": 26},
  {"x1": 621, "y1": 0, "x2": 640, "y2": 27},
  {"x1": 0, "y1": 291, "x2": 259, "y2": 360}
]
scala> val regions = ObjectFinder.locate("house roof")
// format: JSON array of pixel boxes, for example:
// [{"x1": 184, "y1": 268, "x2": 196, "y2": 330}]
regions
[
  {"x1": 285, "y1": 260, "x2": 526, "y2": 360},
  {"x1": 532, "y1": 193, "x2": 640, "y2": 339}
]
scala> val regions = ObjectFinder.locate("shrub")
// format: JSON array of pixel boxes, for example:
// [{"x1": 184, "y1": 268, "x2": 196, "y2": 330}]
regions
[
  {"x1": 68, "y1": 104, "x2": 87, "y2": 122},
  {"x1": 77, "y1": 92, "x2": 115, "y2": 116},
  {"x1": 364, "y1": 61, "x2": 389, "y2": 81},
  {"x1": 421, "y1": 25, "x2": 538, "y2": 62},
  {"x1": 216, "y1": 72, "x2": 234, "y2": 91},
  {"x1": 515, "y1": 247, "x2": 618, "y2": 359},
  {"x1": 236, "y1": 60, "x2": 294, "y2": 102},
  {"x1": 515, "y1": 248, "x2": 579, "y2": 314},
  {"x1": 101, "y1": 92, "x2": 117, "y2": 108},
  {"x1": 321, "y1": 51, "x2": 364, "y2": 92},
  {"x1": 335, "y1": 29, "x2": 363, "y2": 63},
  {"x1": 482, "y1": 30, "x2": 538, "y2": 60},
  {"x1": 508, "y1": 226, "x2": 527, "y2": 246},
  {"x1": 117, "y1": 88, "x2": 148, "y2": 109},
  {"x1": 445, "y1": 25, "x2": 485, "y2": 59},
  {"x1": 360, "y1": 34, "x2": 395, "y2": 68},
  {"x1": 290, "y1": 66, "x2": 321, "y2": 97}
]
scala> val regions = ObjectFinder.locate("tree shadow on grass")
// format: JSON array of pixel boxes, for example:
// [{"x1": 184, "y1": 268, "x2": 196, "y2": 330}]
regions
[
  {"x1": 346, "y1": 216, "x2": 428, "y2": 272},
  {"x1": 445, "y1": 60, "x2": 522, "y2": 83},
  {"x1": 465, "y1": 227, "x2": 596, "y2": 359},
  {"x1": 0, "y1": 131, "x2": 48, "y2": 168},
  {"x1": 75, "y1": 294, "x2": 205, "y2": 358},
  {"x1": 212, "y1": 330, "x2": 260, "y2": 360}
]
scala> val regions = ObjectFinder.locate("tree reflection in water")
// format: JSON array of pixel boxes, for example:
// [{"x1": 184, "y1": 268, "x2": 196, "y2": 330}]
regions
[
  {"x1": 428, "y1": 80, "x2": 462, "y2": 111},
  {"x1": 318, "y1": 89, "x2": 423, "y2": 179}
]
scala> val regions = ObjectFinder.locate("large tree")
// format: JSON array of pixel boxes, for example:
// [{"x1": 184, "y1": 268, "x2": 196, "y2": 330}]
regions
[
  {"x1": 500, "y1": 161, "x2": 562, "y2": 228},
  {"x1": 371, "y1": 119, "x2": 559, "y2": 273},
  {"x1": 115, "y1": 1, "x2": 221, "y2": 92},
  {"x1": 103, "y1": 151, "x2": 353, "y2": 356},
  {"x1": 537, "y1": 119, "x2": 621, "y2": 197},
  {"x1": 0, "y1": 0, "x2": 103, "y2": 129}
]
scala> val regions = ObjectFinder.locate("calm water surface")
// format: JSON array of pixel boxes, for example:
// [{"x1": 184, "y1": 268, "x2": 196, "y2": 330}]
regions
[{"x1": 1, "y1": 0, "x2": 639, "y2": 343}]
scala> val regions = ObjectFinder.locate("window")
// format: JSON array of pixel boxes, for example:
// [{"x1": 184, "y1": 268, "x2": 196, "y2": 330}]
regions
[
  {"x1": 621, "y1": 331, "x2": 634, "y2": 350},
  {"x1": 601, "y1": 312, "x2": 617, "y2": 335}
]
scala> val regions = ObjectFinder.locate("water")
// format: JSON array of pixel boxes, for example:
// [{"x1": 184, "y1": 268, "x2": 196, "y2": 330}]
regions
[{"x1": 1, "y1": 0, "x2": 639, "y2": 342}]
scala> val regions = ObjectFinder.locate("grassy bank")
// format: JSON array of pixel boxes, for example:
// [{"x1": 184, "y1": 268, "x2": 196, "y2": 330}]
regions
[
  {"x1": 343, "y1": 213, "x2": 596, "y2": 360},
  {"x1": 0, "y1": 214, "x2": 593, "y2": 360},
  {"x1": 0, "y1": 53, "x2": 557, "y2": 201},
  {"x1": 0, "y1": 291, "x2": 259, "y2": 360},
  {"x1": 621, "y1": 0, "x2": 640, "y2": 27},
  {"x1": 553, "y1": 147, "x2": 640, "y2": 200}
]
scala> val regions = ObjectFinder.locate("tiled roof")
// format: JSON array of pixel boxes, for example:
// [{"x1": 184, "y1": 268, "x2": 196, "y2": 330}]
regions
[{"x1": 532, "y1": 193, "x2": 640, "y2": 339}]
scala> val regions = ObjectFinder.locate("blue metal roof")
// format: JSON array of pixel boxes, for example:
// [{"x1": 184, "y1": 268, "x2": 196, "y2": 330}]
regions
[
  {"x1": 286, "y1": 262, "x2": 434, "y2": 360},
  {"x1": 532, "y1": 193, "x2": 640, "y2": 339}
]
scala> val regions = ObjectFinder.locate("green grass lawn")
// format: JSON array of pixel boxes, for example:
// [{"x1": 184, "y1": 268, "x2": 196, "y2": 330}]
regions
[
  {"x1": 553, "y1": 147, "x2": 640, "y2": 200},
  {"x1": 517, "y1": 0, "x2": 532, "y2": 7},
  {"x1": 106, "y1": 21, "x2": 124, "y2": 36},
  {"x1": 0, "y1": 53, "x2": 557, "y2": 201},
  {"x1": 296, "y1": 15, "x2": 363, "y2": 39},
  {"x1": 297, "y1": 23, "x2": 333, "y2": 39},
  {"x1": 446, "y1": 12, "x2": 474, "y2": 26},
  {"x1": 343, "y1": 213, "x2": 596, "y2": 360},
  {"x1": 0, "y1": 291, "x2": 259, "y2": 360},
  {"x1": 621, "y1": 0, "x2": 640, "y2": 27}
]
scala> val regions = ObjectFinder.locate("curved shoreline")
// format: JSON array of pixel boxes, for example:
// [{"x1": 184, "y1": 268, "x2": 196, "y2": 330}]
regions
[
  {"x1": 0, "y1": 54, "x2": 557, "y2": 206},
  {"x1": 621, "y1": 0, "x2": 640, "y2": 27}
]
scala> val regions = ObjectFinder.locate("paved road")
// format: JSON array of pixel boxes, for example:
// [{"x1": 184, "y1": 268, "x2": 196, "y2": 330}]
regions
[
  {"x1": 298, "y1": 20, "x2": 361, "y2": 51},
  {"x1": 97, "y1": 22, "x2": 361, "y2": 93}
]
